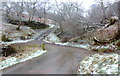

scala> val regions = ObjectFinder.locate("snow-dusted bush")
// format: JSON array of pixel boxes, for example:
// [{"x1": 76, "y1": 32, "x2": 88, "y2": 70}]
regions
[
  {"x1": 0, "y1": 49, "x2": 47, "y2": 70},
  {"x1": 77, "y1": 53, "x2": 119, "y2": 74},
  {"x1": 45, "y1": 33, "x2": 60, "y2": 43},
  {"x1": 2, "y1": 23, "x2": 36, "y2": 41}
]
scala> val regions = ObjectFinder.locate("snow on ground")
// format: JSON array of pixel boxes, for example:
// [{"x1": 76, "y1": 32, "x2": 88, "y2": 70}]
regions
[
  {"x1": 44, "y1": 24, "x2": 90, "y2": 49},
  {"x1": 44, "y1": 33, "x2": 90, "y2": 49},
  {"x1": 48, "y1": 24, "x2": 55, "y2": 28},
  {"x1": 0, "y1": 49, "x2": 47, "y2": 70},
  {"x1": 1, "y1": 23, "x2": 57, "y2": 46},
  {"x1": 0, "y1": 22, "x2": 58, "y2": 70},
  {"x1": 77, "y1": 53, "x2": 119, "y2": 74},
  {"x1": 47, "y1": 23, "x2": 60, "y2": 29},
  {"x1": 2, "y1": 23, "x2": 36, "y2": 41},
  {"x1": 1, "y1": 39, "x2": 34, "y2": 45},
  {"x1": 45, "y1": 33, "x2": 60, "y2": 43},
  {"x1": 0, "y1": 23, "x2": 54, "y2": 70},
  {"x1": 44, "y1": 32, "x2": 118, "y2": 51}
]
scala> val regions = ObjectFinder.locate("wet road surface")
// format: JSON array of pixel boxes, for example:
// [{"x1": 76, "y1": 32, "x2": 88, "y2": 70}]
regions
[{"x1": 2, "y1": 43, "x2": 97, "y2": 74}]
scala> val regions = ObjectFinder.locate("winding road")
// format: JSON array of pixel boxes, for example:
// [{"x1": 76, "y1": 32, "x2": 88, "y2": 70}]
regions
[
  {"x1": 2, "y1": 43, "x2": 97, "y2": 74},
  {"x1": 2, "y1": 23, "x2": 97, "y2": 74}
]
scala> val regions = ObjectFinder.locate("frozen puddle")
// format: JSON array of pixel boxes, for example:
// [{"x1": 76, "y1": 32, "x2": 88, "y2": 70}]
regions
[{"x1": 0, "y1": 50, "x2": 47, "y2": 70}]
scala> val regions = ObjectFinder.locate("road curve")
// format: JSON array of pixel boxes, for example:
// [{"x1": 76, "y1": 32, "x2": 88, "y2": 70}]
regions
[{"x1": 2, "y1": 43, "x2": 97, "y2": 74}]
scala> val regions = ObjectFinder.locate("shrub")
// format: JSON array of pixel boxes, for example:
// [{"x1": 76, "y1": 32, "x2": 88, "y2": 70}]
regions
[
  {"x1": 2, "y1": 35, "x2": 13, "y2": 42},
  {"x1": 2, "y1": 45, "x2": 16, "y2": 57},
  {"x1": 7, "y1": 19, "x2": 49, "y2": 29}
]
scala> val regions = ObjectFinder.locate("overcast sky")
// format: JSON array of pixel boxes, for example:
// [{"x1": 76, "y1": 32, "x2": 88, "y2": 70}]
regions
[
  {"x1": 50, "y1": 0, "x2": 95, "y2": 10},
  {"x1": 1, "y1": 0, "x2": 116, "y2": 10}
]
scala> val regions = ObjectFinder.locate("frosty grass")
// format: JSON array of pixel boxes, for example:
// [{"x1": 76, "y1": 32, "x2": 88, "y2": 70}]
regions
[
  {"x1": 0, "y1": 50, "x2": 47, "y2": 70},
  {"x1": 77, "y1": 53, "x2": 119, "y2": 74}
]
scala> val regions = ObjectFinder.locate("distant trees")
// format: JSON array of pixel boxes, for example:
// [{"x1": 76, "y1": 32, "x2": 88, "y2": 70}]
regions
[
  {"x1": 87, "y1": 0, "x2": 120, "y2": 23},
  {"x1": 117, "y1": 1, "x2": 120, "y2": 19},
  {"x1": 87, "y1": 0, "x2": 107, "y2": 23},
  {"x1": 2, "y1": 2, "x2": 13, "y2": 18},
  {"x1": 24, "y1": 1, "x2": 37, "y2": 22},
  {"x1": 35, "y1": 2, "x2": 51, "y2": 24},
  {"x1": 87, "y1": 4, "x2": 102, "y2": 23},
  {"x1": 48, "y1": 1, "x2": 84, "y2": 36},
  {"x1": 12, "y1": 2, "x2": 24, "y2": 30},
  {"x1": 2, "y1": 0, "x2": 119, "y2": 34},
  {"x1": 99, "y1": 0, "x2": 107, "y2": 20}
]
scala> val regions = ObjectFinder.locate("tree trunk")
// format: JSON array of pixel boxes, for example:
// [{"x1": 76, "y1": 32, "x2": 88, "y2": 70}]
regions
[
  {"x1": 118, "y1": 1, "x2": 120, "y2": 19},
  {"x1": 17, "y1": 14, "x2": 22, "y2": 30}
]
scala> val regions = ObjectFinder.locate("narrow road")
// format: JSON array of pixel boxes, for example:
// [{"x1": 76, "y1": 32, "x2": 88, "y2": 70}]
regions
[
  {"x1": 1, "y1": 23, "x2": 97, "y2": 74},
  {"x1": 34, "y1": 26, "x2": 58, "y2": 40},
  {"x1": 2, "y1": 43, "x2": 97, "y2": 74}
]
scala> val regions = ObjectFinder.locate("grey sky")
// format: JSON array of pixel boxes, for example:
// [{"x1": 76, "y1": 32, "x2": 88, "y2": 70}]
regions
[{"x1": 1, "y1": 0, "x2": 116, "y2": 10}]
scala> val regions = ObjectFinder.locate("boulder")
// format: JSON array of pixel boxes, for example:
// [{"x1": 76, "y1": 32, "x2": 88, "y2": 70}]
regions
[
  {"x1": 93, "y1": 24, "x2": 119, "y2": 43},
  {"x1": 61, "y1": 36, "x2": 72, "y2": 43}
]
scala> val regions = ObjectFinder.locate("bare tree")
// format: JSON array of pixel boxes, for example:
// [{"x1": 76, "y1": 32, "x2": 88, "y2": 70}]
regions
[
  {"x1": 24, "y1": 1, "x2": 37, "y2": 22},
  {"x1": 87, "y1": 0, "x2": 113, "y2": 23},
  {"x1": 2, "y1": 2, "x2": 13, "y2": 19},
  {"x1": 99, "y1": 0, "x2": 106, "y2": 20},
  {"x1": 118, "y1": 1, "x2": 120, "y2": 19},
  {"x1": 52, "y1": 1, "x2": 84, "y2": 36},
  {"x1": 11, "y1": 1, "x2": 24, "y2": 30}
]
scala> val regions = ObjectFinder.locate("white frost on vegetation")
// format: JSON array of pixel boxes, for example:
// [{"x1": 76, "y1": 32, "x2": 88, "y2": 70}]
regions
[
  {"x1": 44, "y1": 33, "x2": 90, "y2": 49},
  {"x1": 0, "y1": 57, "x2": 18, "y2": 70},
  {"x1": 0, "y1": 50, "x2": 47, "y2": 70},
  {"x1": 2, "y1": 23, "x2": 36, "y2": 41},
  {"x1": 48, "y1": 24, "x2": 60, "y2": 28},
  {"x1": 48, "y1": 24, "x2": 55, "y2": 28},
  {"x1": 65, "y1": 42, "x2": 90, "y2": 49},
  {"x1": 45, "y1": 33, "x2": 60, "y2": 43},
  {"x1": 77, "y1": 53, "x2": 119, "y2": 74},
  {"x1": 1, "y1": 39, "x2": 34, "y2": 45},
  {"x1": 55, "y1": 42, "x2": 90, "y2": 49},
  {"x1": 20, "y1": 50, "x2": 46, "y2": 62}
]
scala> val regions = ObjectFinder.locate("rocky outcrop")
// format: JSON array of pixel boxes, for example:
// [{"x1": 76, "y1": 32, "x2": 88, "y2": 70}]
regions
[{"x1": 93, "y1": 24, "x2": 119, "y2": 43}]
